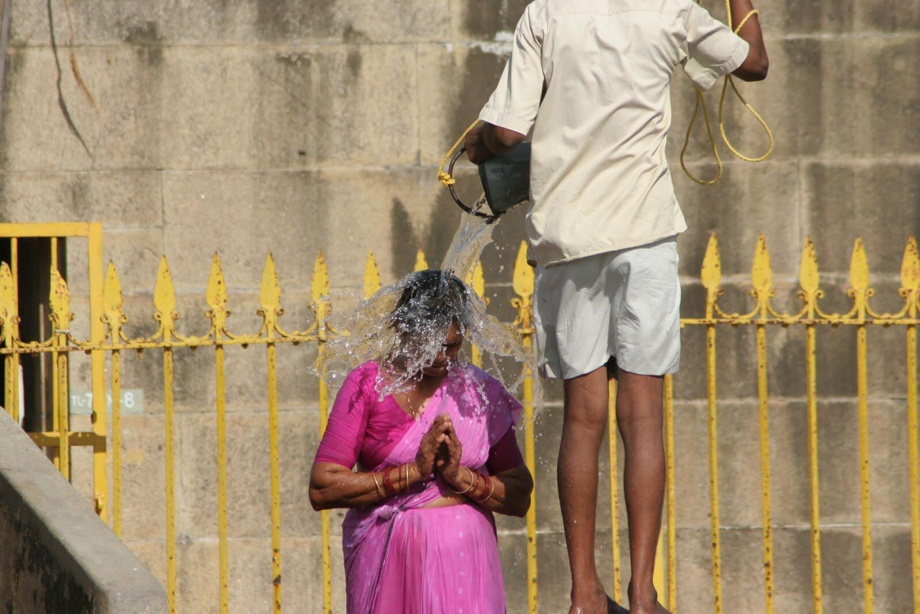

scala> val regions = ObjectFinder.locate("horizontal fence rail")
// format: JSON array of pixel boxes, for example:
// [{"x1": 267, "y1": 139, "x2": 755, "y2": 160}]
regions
[{"x1": 1, "y1": 223, "x2": 918, "y2": 614}]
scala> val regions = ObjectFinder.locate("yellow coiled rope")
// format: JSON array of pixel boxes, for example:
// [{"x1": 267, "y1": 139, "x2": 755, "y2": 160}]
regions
[
  {"x1": 680, "y1": 3, "x2": 774, "y2": 185},
  {"x1": 438, "y1": 2, "x2": 773, "y2": 188},
  {"x1": 437, "y1": 118, "x2": 481, "y2": 188}
]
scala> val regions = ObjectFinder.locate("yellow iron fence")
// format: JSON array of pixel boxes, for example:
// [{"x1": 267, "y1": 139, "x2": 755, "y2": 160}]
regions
[{"x1": 0, "y1": 222, "x2": 918, "y2": 614}]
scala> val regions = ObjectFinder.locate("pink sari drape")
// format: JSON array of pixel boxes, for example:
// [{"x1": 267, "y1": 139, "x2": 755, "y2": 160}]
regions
[{"x1": 341, "y1": 365, "x2": 519, "y2": 613}]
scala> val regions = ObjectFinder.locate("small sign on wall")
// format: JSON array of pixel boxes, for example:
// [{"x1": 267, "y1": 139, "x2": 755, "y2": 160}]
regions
[{"x1": 70, "y1": 390, "x2": 144, "y2": 415}]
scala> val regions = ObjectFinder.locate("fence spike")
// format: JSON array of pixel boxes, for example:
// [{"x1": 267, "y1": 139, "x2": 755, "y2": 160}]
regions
[
  {"x1": 364, "y1": 252, "x2": 382, "y2": 299},
  {"x1": 799, "y1": 237, "x2": 820, "y2": 295},
  {"x1": 0, "y1": 262, "x2": 16, "y2": 330},
  {"x1": 206, "y1": 254, "x2": 229, "y2": 333},
  {"x1": 49, "y1": 266, "x2": 74, "y2": 331},
  {"x1": 103, "y1": 261, "x2": 125, "y2": 341},
  {"x1": 751, "y1": 234, "x2": 773, "y2": 295},
  {"x1": 260, "y1": 254, "x2": 282, "y2": 313},
  {"x1": 701, "y1": 233, "x2": 722, "y2": 292},
  {"x1": 849, "y1": 238, "x2": 869, "y2": 293},
  {"x1": 153, "y1": 256, "x2": 177, "y2": 335},
  {"x1": 414, "y1": 249, "x2": 429, "y2": 272},
  {"x1": 312, "y1": 251, "x2": 330, "y2": 307},
  {"x1": 901, "y1": 237, "x2": 920, "y2": 293},
  {"x1": 512, "y1": 242, "x2": 534, "y2": 301}
]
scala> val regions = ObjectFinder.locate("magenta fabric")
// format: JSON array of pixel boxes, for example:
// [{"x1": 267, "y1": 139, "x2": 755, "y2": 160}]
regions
[
  {"x1": 314, "y1": 362, "x2": 524, "y2": 614},
  {"x1": 314, "y1": 362, "x2": 524, "y2": 473}
]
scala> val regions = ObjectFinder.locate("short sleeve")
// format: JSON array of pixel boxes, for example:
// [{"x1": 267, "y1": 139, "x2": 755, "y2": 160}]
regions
[
  {"x1": 479, "y1": 5, "x2": 545, "y2": 134},
  {"x1": 486, "y1": 426, "x2": 525, "y2": 474},
  {"x1": 313, "y1": 366, "x2": 373, "y2": 468},
  {"x1": 682, "y1": 3, "x2": 750, "y2": 90}
]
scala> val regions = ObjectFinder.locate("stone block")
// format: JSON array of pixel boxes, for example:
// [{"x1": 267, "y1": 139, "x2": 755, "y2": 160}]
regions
[
  {"x1": 64, "y1": 227, "x2": 164, "y2": 297},
  {"x1": 281, "y1": 536, "x2": 348, "y2": 613},
  {"x1": 175, "y1": 409, "x2": 323, "y2": 539},
  {"x1": 0, "y1": 47, "x2": 164, "y2": 171},
  {"x1": 450, "y1": 0, "x2": 532, "y2": 41},
  {"x1": 676, "y1": 162, "x2": 802, "y2": 279},
  {"x1": 162, "y1": 168, "x2": 463, "y2": 293},
  {"x1": 417, "y1": 44, "x2": 512, "y2": 165},
  {"x1": 116, "y1": 413, "x2": 169, "y2": 542},
  {"x1": 0, "y1": 171, "x2": 162, "y2": 227},
  {"x1": 803, "y1": 161, "x2": 920, "y2": 273},
  {"x1": 158, "y1": 45, "x2": 418, "y2": 169},
  {"x1": 12, "y1": 1, "x2": 451, "y2": 47}
]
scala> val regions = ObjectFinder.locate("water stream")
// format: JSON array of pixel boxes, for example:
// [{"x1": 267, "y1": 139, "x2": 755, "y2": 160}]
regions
[{"x1": 319, "y1": 197, "x2": 535, "y2": 402}]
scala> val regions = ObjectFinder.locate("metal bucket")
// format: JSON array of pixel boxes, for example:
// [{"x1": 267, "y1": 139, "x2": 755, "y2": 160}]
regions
[{"x1": 448, "y1": 142, "x2": 531, "y2": 223}]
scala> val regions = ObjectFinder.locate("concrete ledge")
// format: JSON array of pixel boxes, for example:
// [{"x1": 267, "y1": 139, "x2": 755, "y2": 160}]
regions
[{"x1": 0, "y1": 410, "x2": 167, "y2": 613}]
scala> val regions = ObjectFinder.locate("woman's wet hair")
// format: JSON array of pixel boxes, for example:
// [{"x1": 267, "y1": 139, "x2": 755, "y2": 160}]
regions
[
  {"x1": 318, "y1": 267, "x2": 533, "y2": 400},
  {"x1": 390, "y1": 270, "x2": 473, "y2": 337}
]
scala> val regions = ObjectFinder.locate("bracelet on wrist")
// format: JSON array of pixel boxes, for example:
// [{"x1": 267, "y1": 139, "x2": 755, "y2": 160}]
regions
[{"x1": 447, "y1": 466, "x2": 476, "y2": 495}]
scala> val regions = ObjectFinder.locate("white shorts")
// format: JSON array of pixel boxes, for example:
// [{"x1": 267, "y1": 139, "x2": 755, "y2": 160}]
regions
[{"x1": 533, "y1": 237, "x2": 681, "y2": 380}]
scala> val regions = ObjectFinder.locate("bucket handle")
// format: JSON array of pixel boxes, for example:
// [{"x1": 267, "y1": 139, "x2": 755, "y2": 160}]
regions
[{"x1": 447, "y1": 148, "x2": 501, "y2": 224}]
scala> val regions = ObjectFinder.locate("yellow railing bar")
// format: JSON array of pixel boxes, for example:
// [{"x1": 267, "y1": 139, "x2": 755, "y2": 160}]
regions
[
  {"x1": 216, "y1": 339, "x2": 229, "y2": 613},
  {"x1": 111, "y1": 347, "x2": 122, "y2": 535},
  {"x1": 909, "y1": 314, "x2": 920, "y2": 614},
  {"x1": 512, "y1": 241, "x2": 538, "y2": 613},
  {"x1": 805, "y1": 322, "x2": 824, "y2": 612},
  {"x1": 88, "y1": 223, "x2": 107, "y2": 518},
  {"x1": 313, "y1": 252, "x2": 333, "y2": 614},
  {"x1": 207, "y1": 255, "x2": 231, "y2": 614},
  {"x1": 3, "y1": 239, "x2": 19, "y2": 424},
  {"x1": 701, "y1": 235, "x2": 724, "y2": 613},
  {"x1": 752, "y1": 236, "x2": 775, "y2": 613},
  {"x1": 800, "y1": 237, "x2": 824, "y2": 613},
  {"x1": 850, "y1": 240, "x2": 874, "y2": 614},
  {"x1": 0, "y1": 221, "x2": 100, "y2": 238},
  {"x1": 164, "y1": 345, "x2": 177, "y2": 614},
  {"x1": 607, "y1": 379, "x2": 623, "y2": 603},
  {"x1": 262, "y1": 254, "x2": 284, "y2": 613},
  {"x1": 706, "y1": 320, "x2": 722, "y2": 613},
  {"x1": 664, "y1": 374, "x2": 676, "y2": 611},
  {"x1": 104, "y1": 261, "x2": 125, "y2": 536},
  {"x1": 756, "y1": 320, "x2": 774, "y2": 612}
]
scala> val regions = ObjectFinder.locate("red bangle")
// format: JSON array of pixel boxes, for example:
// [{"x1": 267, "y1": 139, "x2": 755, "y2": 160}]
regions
[{"x1": 382, "y1": 468, "x2": 395, "y2": 495}]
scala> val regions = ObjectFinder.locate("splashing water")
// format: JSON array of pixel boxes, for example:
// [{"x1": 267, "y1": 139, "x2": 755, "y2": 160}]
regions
[
  {"x1": 441, "y1": 195, "x2": 495, "y2": 281},
  {"x1": 318, "y1": 205, "x2": 535, "y2": 402}
]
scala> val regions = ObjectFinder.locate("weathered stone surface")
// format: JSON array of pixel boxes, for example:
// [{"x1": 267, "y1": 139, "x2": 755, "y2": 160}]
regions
[
  {"x1": 0, "y1": 47, "x2": 164, "y2": 172},
  {"x1": 0, "y1": 171, "x2": 163, "y2": 226},
  {"x1": 804, "y1": 162, "x2": 920, "y2": 272},
  {"x1": 176, "y1": 409, "x2": 324, "y2": 538},
  {"x1": 12, "y1": 0, "x2": 451, "y2": 47},
  {"x1": 159, "y1": 45, "x2": 419, "y2": 169}
]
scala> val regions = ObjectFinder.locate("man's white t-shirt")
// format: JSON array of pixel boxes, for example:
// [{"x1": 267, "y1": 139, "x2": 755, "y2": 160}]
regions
[{"x1": 479, "y1": 0, "x2": 749, "y2": 266}]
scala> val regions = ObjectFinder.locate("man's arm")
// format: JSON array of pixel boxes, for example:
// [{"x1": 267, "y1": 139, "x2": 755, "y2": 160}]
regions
[
  {"x1": 729, "y1": 0, "x2": 769, "y2": 81},
  {"x1": 464, "y1": 122, "x2": 527, "y2": 165}
]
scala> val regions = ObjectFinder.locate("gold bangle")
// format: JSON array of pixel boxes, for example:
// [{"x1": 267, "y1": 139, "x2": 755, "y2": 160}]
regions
[
  {"x1": 448, "y1": 467, "x2": 476, "y2": 495},
  {"x1": 479, "y1": 475, "x2": 496, "y2": 503},
  {"x1": 372, "y1": 472, "x2": 385, "y2": 498},
  {"x1": 404, "y1": 464, "x2": 410, "y2": 492}
]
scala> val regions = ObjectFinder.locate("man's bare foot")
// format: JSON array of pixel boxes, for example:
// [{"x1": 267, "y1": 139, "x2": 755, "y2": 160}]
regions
[
  {"x1": 628, "y1": 599, "x2": 670, "y2": 614},
  {"x1": 568, "y1": 585, "x2": 609, "y2": 614}
]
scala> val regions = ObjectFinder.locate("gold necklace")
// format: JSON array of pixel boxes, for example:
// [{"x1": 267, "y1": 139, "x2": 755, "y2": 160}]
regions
[{"x1": 405, "y1": 390, "x2": 426, "y2": 418}]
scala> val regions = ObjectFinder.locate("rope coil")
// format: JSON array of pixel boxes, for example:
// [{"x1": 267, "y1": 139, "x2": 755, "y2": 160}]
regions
[{"x1": 680, "y1": 5, "x2": 774, "y2": 185}]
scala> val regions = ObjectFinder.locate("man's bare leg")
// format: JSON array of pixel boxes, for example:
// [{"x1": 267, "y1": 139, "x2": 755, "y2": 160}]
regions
[
  {"x1": 559, "y1": 366, "x2": 615, "y2": 613},
  {"x1": 616, "y1": 369, "x2": 669, "y2": 614}
]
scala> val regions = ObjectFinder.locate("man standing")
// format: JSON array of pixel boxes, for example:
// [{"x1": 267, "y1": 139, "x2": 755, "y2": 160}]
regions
[{"x1": 465, "y1": 1, "x2": 768, "y2": 612}]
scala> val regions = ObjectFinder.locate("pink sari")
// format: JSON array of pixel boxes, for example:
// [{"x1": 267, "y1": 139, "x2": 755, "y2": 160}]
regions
[{"x1": 341, "y1": 365, "x2": 521, "y2": 614}]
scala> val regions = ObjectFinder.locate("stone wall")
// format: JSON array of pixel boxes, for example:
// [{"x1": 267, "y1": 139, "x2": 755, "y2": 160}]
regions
[
  {"x1": 0, "y1": 409, "x2": 167, "y2": 613},
  {"x1": 0, "y1": 1, "x2": 917, "y2": 612}
]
